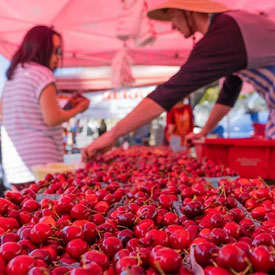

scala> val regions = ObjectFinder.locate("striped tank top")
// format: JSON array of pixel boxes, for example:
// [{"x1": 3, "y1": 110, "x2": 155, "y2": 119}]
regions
[
  {"x1": 237, "y1": 66, "x2": 275, "y2": 139},
  {"x1": 1, "y1": 62, "x2": 63, "y2": 184}
]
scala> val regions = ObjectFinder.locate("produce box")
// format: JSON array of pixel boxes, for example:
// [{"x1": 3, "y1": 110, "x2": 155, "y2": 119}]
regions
[
  {"x1": 32, "y1": 162, "x2": 75, "y2": 181},
  {"x1": 194, "y1": 138, "x2": 275, "y2": 180}
]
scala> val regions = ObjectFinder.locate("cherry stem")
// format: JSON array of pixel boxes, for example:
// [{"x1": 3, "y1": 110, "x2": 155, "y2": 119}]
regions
[{"x1": 154, "y1": 260, "x2": 165, "y2": 275}]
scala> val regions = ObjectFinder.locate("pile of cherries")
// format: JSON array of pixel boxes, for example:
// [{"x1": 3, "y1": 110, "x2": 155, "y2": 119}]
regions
[{"x1": 0, "y1": 147, "x2": 274, "y2": 275}]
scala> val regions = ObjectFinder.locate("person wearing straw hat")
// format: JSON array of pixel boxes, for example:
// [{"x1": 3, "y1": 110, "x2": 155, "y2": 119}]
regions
[{"x1": 82, "y1": 0, "x2": 275, "y2": 161}]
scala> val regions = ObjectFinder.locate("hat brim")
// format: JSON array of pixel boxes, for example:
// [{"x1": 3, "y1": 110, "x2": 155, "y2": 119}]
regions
[{"x1": 148, "y1": 1, "x2": 230, "y2": 21}]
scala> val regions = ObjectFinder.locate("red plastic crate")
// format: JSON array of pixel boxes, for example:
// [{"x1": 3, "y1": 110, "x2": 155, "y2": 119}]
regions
[{"x1": 194, "y1": 138, "x2": 275, "y2": 179}]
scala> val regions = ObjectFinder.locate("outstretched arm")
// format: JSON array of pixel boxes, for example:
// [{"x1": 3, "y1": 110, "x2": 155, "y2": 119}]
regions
[
  {"x1": 185, "y1": 103, "x2": 232, "y2": 145},
  {"x1": 82, "y1": 98, "x2": 165, "y2": 162}
]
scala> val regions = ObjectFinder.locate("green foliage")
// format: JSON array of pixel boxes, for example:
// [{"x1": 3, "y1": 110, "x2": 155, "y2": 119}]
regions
[{"x1": 199, "y1": 86, "x2": 220, "y2": 104}]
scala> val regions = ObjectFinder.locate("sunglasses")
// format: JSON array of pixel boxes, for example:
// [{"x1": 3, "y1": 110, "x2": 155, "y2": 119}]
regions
[{"x1": 54, "y1": 46, "x2": 62, "y2": 56}]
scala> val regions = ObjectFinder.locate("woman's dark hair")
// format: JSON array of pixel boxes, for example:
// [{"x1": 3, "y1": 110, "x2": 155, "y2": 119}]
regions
[{"x1": 6, "y1": 25, "x2": 62, "y2": 80}]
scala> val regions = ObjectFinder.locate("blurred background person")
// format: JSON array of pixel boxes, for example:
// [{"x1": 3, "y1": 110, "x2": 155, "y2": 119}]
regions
[
  {"x1": 165, "y1": 98, "x2": 194, "y2": 148},
  {"x1": 98, "y1": 119, "x2": 107, "y2": 136}
]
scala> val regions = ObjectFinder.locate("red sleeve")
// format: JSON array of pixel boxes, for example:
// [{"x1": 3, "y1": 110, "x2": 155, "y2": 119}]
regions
[
  {"x1": 166, "y1": 108, "x2": 175, "y2": 125},
  {"x1": 187, "y1": 105, "x2": 194, "y2": 131}
]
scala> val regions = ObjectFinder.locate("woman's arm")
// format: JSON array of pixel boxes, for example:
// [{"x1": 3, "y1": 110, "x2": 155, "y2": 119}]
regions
[
  {"x1": 39, "y1": 84, "x2": 90, "y2": 127},
  {"x1": 185, "y1": 103, "x2": 231, "y2": 145},
  {"x1": 200, "y1": 103, "x2": 232, "y2": 136}
]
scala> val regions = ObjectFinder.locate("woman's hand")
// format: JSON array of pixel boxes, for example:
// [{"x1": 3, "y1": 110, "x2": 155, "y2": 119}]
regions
[
  {"x1": 81, "y1": 131, "x2": 115, "y2": 162},
  {"x1": 75, "y1": 98, "x2": 90, "y2": 113}
]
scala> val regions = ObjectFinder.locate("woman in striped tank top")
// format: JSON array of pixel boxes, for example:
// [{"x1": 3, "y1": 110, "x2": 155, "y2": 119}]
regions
[{"x1": 1, "y1": 25, "x2": 90, "y2": 191}]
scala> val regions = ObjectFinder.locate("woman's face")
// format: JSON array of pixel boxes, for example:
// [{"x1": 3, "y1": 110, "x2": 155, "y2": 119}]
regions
[
  {"x1": 167, "y1": 9, "x2": 193, "y2": 38},
  {"x1": 49, "y1": 34, "x2": 61, "y2": 70}
]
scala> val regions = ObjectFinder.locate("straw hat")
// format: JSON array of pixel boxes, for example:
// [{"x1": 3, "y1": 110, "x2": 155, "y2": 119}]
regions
[{"x1": 148, "y1": 0, "x2": 230, "y2": 21}]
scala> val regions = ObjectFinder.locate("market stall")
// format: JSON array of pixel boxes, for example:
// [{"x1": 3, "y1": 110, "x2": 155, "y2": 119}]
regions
[{"x1": 0, "y1": 1, "x2": 275, "y2": 274}]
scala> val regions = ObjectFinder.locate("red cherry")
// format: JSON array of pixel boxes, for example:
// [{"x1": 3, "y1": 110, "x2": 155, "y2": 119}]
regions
[
  {"x1": 70, "y1": 204, "x2": 90, "y2": 220},
  {"x1": 51, "y1": 266, "x2": 70, "y2": 275},
  {"x1": 83, "y1": 222, "x2": 98, "y2": 243},
  {"x1": 159, "y1": 195, "x2": 173, "y2": 209},
  {"x1": 128, "y1": 203, "x2": 139, "y2": 214},
  {"x1": 252, "y1": 233, "x2": 275, "y2": 247},
  {"x1": 90, "y1": 213, "x2": 105, "y2": 225},
  {"x1": 229, "y1": 208, "x2": 245, "y2": 222},
  {"x1": 116, "y1": 229, "x2": 135, "y2": 246},
  {"x1": 251, "y1": 207, "x2": 267, "y2": 220},
  {"x1": 5, "y1": 191, "x2": 24, "y2": 205},
  {"x1": 66, "y1": 238, "x2": 89, "y2": 259},
  {"x1": 0, "y1": 242, "x2": 22, "y2": 262},
  {"x1": 255, "y1": 188, "x2": 271, "y2": 200},
  {"x1": 183, "y1": 201, "x2": 204, "y2": 219},
  {"x1": 94, "y1": 201, "x2": 109, "y2": 215},
  {"x1": 162, "y1": 212, "x2": 179, "y2": 226},
  {"x1": 61, "y1": 226, "x2": 84, "y2": 243},
  {"x1": 133, "y1": 247, "x2": 151, "y2": 266},
  {"x1": 199, "y1": 228, "x2": 211, "y2": 240},
  {"x1": 56, "y1": 197, "x2": 74, "y2": 215},
  {"x1": 150, "y1": 245, "x2": 182, "y2": 274},
  {"x1": 216, "y1": 244, "x2": 248, "y2": 272},
  {"x1": 226, "y1": 196, "x2": 237, "y2": 209},
  {"x1": 165, "y1": 225, "x2": 184, "y2": 235},
  {"x1": 245, "y1": 199, "x2": 259, "y2": 210},
  {"x1": 209, "y1": 228, "x2": 229, "y2": 245},
  {"x1": 240, "y1": 222, "x2": 256, "y2": 237},
  {"x1": 17, "y1": 240, "x2": 37, "y2": 253},
  {"x1": 28, "y1": 267, "x2": 50, "y2": 275},
  {"x1": 169, "y1": 229, "x2": 191, "y2": 249},
  {"x1": 101, "y1": 237, "x2": 123, "y2": 259},
  {"x1": 134, "y1": 219, "x2": 155, "y2": 238},
  {"x1": 125, "y1": 238, "x2": 141, "y2": 251},
  {"x1": 70, "y1": 263, "x2": 102, "y2": 275},
  {"x1": 250, "y1": 246, "x2": 274, "y2": 273},
  {"x1": 113, "y1": 249, "x2": 130, "y2": 263},
  {"x1": 210, "y1": 214, "x2": 224, "y2": 228},
  {"x1": 29, "y1": 249, "x2": 51, "y2": 264},
  {"x1": 145, "y1": 229, "x2": 168, "y2": 246},
  {"x1": 136, "y1": 205, "x2": 157, "y2": 220},
  {"x1": 0, "y1": 256, "x2": 5, "y2": 275},
  {"x1": 6, "y1": 255, "x2": 35, "y2": 275},
  {"x1": 205, "y1": 266, "x2": 232, "y2": 275},
  {"x1": 82, "y1": 250, "x2": 110, "y2": 270},
  {"x1": 0, "y1": 198, "x2": 10, "y2": 215},
  {"x1": 22, "y1": 199, "x2": 40, "y2": 212},
  {"x1": 30, "y1": 223, "x2": 52, "y2": 244},
  {"x1": 186, "y1": 224, "x2": 199, "y2": 241},
  {"x1": 41, "y1": 245, "x2": 58, "y2": 261},
  {"x1": 234, "y1": 241, "x2": 251, "y2": 256},
  {"x1": 6, "y1": 209, "x2": 20, "y2": 221},
  {"x1": 223, "y1": 222, "x2": 241, "y2": 239},
  {"x1": 194, "y1": 242, "x2": 218, "y2": 266},
  {"x1": 117, "y1": 212, "x2": 135, "y2": 227},
  {"x1": 0, "y1": 232, "x2": 19, "y2": 244},
  {"x1": 0, "y1": 217, "x2": 19, "y2": 231},
  {"x1": 115, "y1": 256, "x2": 138, "y2": 274}
]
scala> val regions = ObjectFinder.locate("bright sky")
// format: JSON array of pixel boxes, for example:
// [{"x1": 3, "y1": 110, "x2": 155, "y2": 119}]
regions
[{"x1": 0, "y1": 54, "x2": 9, "y2": 96}]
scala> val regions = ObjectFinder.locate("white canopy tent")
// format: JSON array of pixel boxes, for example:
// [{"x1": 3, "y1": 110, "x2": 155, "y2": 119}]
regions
[{"x1": 0, "y1": 0, "x2": 275, "y2": 89}]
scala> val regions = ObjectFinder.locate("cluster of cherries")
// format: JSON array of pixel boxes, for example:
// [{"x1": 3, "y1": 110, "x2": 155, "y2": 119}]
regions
[{"x1": 0, "y1": 147, "x2": 274, "y2": 275}]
